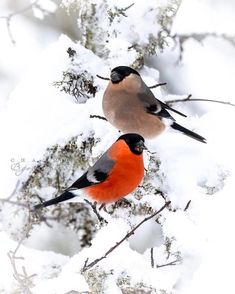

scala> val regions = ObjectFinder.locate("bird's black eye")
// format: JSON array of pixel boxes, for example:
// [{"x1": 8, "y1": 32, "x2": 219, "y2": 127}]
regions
[
  {"x1": 133, "y1": 140, "x2": 147, "y2": 154},
  {"x1": 117, "y1": 133, "x2": 146, "y2": 155},
  {"x1": 110, "y1": 71, "x2": 122, "y2": 83}
]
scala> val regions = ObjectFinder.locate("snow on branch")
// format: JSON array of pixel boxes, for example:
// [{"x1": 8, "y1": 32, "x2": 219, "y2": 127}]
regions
[{"x1": 82, "y1": 201, "x2": 171, "y2": 272}]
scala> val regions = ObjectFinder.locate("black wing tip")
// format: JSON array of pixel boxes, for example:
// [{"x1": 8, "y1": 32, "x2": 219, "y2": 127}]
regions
[
  {"x1": 160, "y1": 101, "x2": 187, "y2": 118},
  {"x1": 171, "y1": 122, "x2": 207, "y2": 144},
  {"x1": 200, "y1": 137, "x2": 207, "y2": 144}
]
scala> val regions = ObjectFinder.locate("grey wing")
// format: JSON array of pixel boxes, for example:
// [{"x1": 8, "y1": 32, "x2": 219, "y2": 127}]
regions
[
  {"x1": 138, "y1": 81, "x2": 186, "y2": 118},
  {"x1": 138, "y1": 82, "x2": 162, "y2": 113},
  {"x1": 86, "y1": 149, "x2": 115, "y2": 184}
]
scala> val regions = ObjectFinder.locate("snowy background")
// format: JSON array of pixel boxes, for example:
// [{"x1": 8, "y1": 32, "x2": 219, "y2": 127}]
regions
[{"x1": 1, "y1": 0, "x2": 235, "y2": 293}]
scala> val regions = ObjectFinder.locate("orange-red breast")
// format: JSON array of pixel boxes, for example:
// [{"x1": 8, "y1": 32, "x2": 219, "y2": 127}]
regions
[
  {"x1": 102, "y1": 66, "x2": 206, "y2": 143},
  {"x1": 34, "y1": 133, "x2": 146, "y2": 209}
]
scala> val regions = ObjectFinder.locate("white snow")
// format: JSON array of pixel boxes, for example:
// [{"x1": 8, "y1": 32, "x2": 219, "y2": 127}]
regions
[{"x1": 1, "y1": 0, "x2": 235, "y2": 293}]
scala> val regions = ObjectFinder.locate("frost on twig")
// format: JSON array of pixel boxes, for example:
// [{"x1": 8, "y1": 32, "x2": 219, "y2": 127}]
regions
[
  {"x1": 82, "y1": 201, "x2": 171, "y2": 272},
  {"x1": 53, "y1": 47, "x2": 98, "y2": 103},
  {"x1": 20, "y1": 135, "x2": 100, "y2": 247},
  {"x1": 53, "y1": 70, "x2": 98, "y2": 103},
  {"x1": 107, "y1": 3, "x2": 135, "y2": 22}
]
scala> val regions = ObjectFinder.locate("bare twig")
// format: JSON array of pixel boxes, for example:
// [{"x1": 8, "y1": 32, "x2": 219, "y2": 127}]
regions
[
  {"x1": 0, "y1": 199, "x2": 29, "y2": 209},
  {"x1": 184, "y1": 200, "x2": 191, "y2": 211},
  {"x1": 149, "y1": 82, "x2": 167, "y2": 89},
  {"x1": 166, "y1": 94, "x2": 235, "y2": 107},
  {"x1": 7, "y1": 215, "x2": 35, "y2": 293},
  {"x1": 96, "y1": 75, "x2": 110, "y2": 81},
  {"x1": 0, "y1": 0, "x2": 40, "y2": 45},
  {"x1": 84, "y1": 199, "x2": 107, "y2": 224},
  {"x1": 0, "y1": 180, "x2": 29, "y2": 209},
  {"x1": 176, "y1": 32, "x2": 235, "y2": 47},
  {"x1": 82, "y1": 201, "x2": 171, "y2": 272},
  {"x1": 90, "y1": 114, "x2": 108, "y2": 121},
  {"x1": 96, "y1": 74, "x2": 167, "y2": 91},
  {"x1": 150, "y1": 248, "x2": 154, "y2": 268},
  {"x1": 156, "y1": 258, "x2": 181, "y2": 268},
  {"x1": 172, "y1": 32, "x2": 235, "y2": 63},
  {"x1": 6, "y1": 180, "x2": 21, "y2": 200}
]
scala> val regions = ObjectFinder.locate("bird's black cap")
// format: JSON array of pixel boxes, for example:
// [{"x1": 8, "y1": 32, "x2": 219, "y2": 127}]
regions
[
  {"x1": 117, "y1": 133, "x2": 146, "y2": 155},
  {"x1": 110, "y1": 66, "x2": 140, "y2": 83}
]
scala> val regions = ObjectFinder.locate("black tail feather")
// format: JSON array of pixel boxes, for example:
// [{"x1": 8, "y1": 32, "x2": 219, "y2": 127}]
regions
[
  {"x1": 160, "y1": 101, "x2": 187, "y2": 118},
  {"x1": 171, "y1": 122, "x2": 206, "y2": 143},
  {"x1": 34, "y1": 190, "x2": 76, "y2": 210}
]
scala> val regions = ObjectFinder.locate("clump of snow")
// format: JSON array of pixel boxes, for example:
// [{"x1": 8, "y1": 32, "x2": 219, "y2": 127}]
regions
[
  {"x1": 31, "y1": 0, "x2": 58, "y2": 20},
  {"x1": 1, "y1": 0, "x2": 235, "y2": 293}
]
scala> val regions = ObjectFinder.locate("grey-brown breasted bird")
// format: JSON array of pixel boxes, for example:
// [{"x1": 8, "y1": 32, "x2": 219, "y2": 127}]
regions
[
  {"x1": 34, "y1": 133, "x2": 146, "y2": 210},
  {"x1": 102, "y1": 66, "x2": 206, "y2": 143}
]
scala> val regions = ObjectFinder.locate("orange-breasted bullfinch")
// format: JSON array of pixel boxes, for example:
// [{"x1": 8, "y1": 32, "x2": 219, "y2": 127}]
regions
[
  {"x1": 34, "y1": 133, "x2": 146, "y2": 210},
  {"x1": 102, "y1": 66, "x2": 206, "y2": 143}
]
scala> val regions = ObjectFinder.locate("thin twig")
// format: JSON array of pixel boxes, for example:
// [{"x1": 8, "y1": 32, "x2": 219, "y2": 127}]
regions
[
  {"x1": 82, "y1": 201, "x2": 171, "y2": 272},
  {"x1": 149, "y1": 82, "x2": 167, "y2": 89},
  {"x1": 150, "y1": 248, "x2": 154, "y2": 268},
  {"x1": 0, "y1": 0, "x2": 39, "y2": 45},
  {"x1": 90, "y1": 114, "x2": 108, "y2": 121},
  {"x1": 0, "y1": 181, "x2": 29, "y2": 209},
  {"x1": 6, "y1": 180, "x2": 21, "y2": 200},
  {"x1": 84, "y1": 199, "x2": 108, "y2": 224},
  {"x1": 166, "y1": 94, "x2": 235, "y2": 107},
  {"x1": 184, "y1": 200, "x2": 191, "y2": 211},
  {"x1": 7, "y1": 215, "x2": 35, "y2": 293},
  {"x1": 96, "y1": 75, "x2": 110, "y2": 81},
  {"x1": 0, "y1": 199, "x2": 29, "y2": 209},
  {"x1": 156, "y1": 258, "x2": 181, "y2": 268}
]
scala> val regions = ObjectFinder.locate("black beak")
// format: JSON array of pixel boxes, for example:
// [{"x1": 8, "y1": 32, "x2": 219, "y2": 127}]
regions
[{"x1": 135, "y1": 140, "x2": 147, "y2": 153}]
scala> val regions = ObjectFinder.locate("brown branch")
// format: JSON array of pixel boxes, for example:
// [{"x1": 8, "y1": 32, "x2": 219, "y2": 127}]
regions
[
  {"x1": 150, "y1": 248, "x2": 154, "y2": 268},
  {"x1": 149, "y1": 82, "x2": 167, "y2": 89},
  {"x1": 84, "y1": 199, "x2": 108, "y2": 224},
  {"x1": 96, "y1": 75, "x2": 110, "y2": 81},
  {"x1": 81, "y1": 201, "x2": 171, "y2": 272},
  {"x1": 184, "y1": 200, "x2": 191, "y2": 211},
  {"x1": 166, "y1": 94, "x2": 235, "y2": 107},
  {"x1": 156, "y1": 258, "x2": 182, "y2": 268},
  {"x1": 90, "y1": 114, "x2": 108, "y2": 121}
]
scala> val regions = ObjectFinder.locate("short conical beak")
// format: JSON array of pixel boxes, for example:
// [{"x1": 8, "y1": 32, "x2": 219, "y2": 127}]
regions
[
  {"x1": 135, "y1": 140, "x2": 147, "y2": 152},
  {"x1": 110, "y1": 71, "x2": 121, "y2": 83}
]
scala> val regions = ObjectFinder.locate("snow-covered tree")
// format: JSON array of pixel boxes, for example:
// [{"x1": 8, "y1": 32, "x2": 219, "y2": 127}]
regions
[{"x1": 1, "y1": 0, "x2": 235, "y2": 293}]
